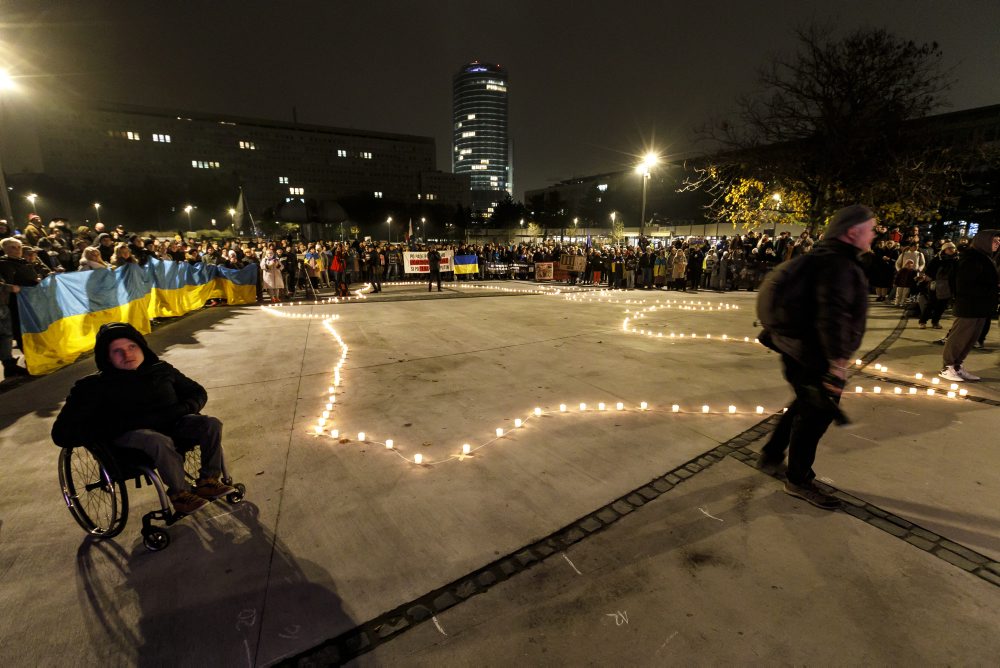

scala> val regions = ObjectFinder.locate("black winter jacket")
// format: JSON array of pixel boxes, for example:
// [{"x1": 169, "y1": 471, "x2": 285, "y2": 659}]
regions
[
  {"x1": 765, "y1": 239, "x2": 869, "y2": 372},
  {"x1": 51, "y1": 324, "x2": 207, "y2": 448},
  {"x1": 953, "y1": 234, "x2": 999, "y2": 318}
]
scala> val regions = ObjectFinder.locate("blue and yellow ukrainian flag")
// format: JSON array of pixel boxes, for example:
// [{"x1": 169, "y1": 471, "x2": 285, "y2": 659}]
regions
[
  {"x1": 19, "y1": 265, "x2": 153, "y2": 375},
  {"x1": 18, "y1": 260, "x2": 259, "y2": 375},
  {"x1": 454, "y1": 254, "x2": 478, "y2": 275}
]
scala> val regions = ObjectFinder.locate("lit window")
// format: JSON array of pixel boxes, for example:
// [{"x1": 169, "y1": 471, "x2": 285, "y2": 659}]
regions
[
  {"x1": 289, "y1": 186, "x2": 304, "y2": 195},
  {"x1": 597, "y1": 184, "x2": 608, "y2": 192},
  {"x1": 374, "y1": 191, "x2": 383, "y2": 199},
  {"x1": 152, "y1": 133, "x2": 171, "y2": 143},
  {"x1": 191, "y1": 160, "x2": 198, "y2": 168},
  {"x1": 126, "y1": 131, "x2": 141, "y2": 141},
  {"x1": 278, "y1": 176, "x2": 289, "y2": 184},
  {"x1": 460, "y1": 148, "x2": 471, "y2": 155},
  {"x1": 485, "y1": 84, "x2": 506, "y2": 92},
  {"x1": 471, "y1": 165, "x2": 487, "y2": 170},
  {"x1": 361, "y1": 151, "x2": 372, "y2": 159},
  {"x1": 462, "y1": 131, "x2": 475, "y2": 138},
  {"x1": 467, "y1": 114, "x2": 476, "y2": 120},
  {"x1": 239, "y1": 140, "x2": 256, "y2": 150},
  {"x1": 338, "y1": 149, "x2": 347, "y2": 157},
  {"x1": 455, "y1": 122, "x2": 462, "y2": 129},
  {"x1": 426, "y1": 193, "x2": 436, "y2": 201},
  {"x1": 480, "y1": 159, "x2": 489, "y2": 164}
]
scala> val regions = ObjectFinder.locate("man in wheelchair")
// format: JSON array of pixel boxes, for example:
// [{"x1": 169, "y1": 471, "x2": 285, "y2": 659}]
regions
[{"x1": 52, "y1": 322, "x2": 235, "y2": 514}]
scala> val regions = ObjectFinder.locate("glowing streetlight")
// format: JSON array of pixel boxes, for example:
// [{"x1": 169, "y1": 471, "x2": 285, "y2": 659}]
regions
[
  {"x1": 386, "y1": 216, "x2": 392, "y2": 241},
  {"x1": 94, "y1": 202, "x2": 101, "y2": 223},
  {"x1": 635, "y1": 152, "x2": 658, "y2": 238},
  {"x1": 26, "y1": 193, "x2": 37, "y2": 213},
  {"x1": 0, "y1": 69, "x2": 20, "y2": 221},
  {"x1": 184, "y1": 204, "x2": 193, "y2": 231}
]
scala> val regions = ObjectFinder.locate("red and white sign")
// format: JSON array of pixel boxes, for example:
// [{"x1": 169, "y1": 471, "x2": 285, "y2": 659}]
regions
[{"x1": 404, "y1": 251, "x2": 453, "y2": 274}]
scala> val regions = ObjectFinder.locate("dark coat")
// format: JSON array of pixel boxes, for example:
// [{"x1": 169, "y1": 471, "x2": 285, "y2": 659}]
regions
[
  {"x1": 764, "y1": 239, "x2": 869, "y2": 372},
  {"x1": 52, "y1": 323, "x2": 207, "y2": 448},
  {"x1": 952, "y1": 239, "x2": 999, "y2": 318}
]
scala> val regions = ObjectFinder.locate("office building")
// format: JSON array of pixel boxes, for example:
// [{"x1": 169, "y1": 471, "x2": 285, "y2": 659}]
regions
[
  {"x1": 1, "y1": 101, "x2": 469, "y2": 232},
  {"x1": 452, "y1": 62, "x2": 511, "y2": 219}
]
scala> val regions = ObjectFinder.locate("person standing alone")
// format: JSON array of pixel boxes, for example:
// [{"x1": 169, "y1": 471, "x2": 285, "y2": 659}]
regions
[{"x1": 756, "y1": 205, "x2": 876, "y2": 510}]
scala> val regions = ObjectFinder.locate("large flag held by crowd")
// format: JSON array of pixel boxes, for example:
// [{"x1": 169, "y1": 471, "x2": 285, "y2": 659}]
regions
[{"x1": 17, "y1": 258, "x2": 258, "y2": 375}]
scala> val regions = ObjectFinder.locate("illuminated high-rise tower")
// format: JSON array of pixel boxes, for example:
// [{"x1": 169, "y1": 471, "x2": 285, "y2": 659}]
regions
[{"x1": 452, "y1": 62, "x2": 510, "y2": 219}]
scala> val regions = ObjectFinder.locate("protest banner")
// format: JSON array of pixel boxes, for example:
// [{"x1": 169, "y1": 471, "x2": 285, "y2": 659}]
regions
[
  {"x1": 404, "y1": 250, "x2": 454, "y2": 273},
  {"x1": 535, "y1": 262, "x2": 554, "y2": 280}
]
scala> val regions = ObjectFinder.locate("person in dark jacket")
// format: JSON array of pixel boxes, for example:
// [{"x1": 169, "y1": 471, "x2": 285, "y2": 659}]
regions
[
  {"x1": 918, "y1": 242, "x2": 958, "y2": 329},
  {"x1": 757, "y1": 204, "x2": 875, "y2": 510},
  {"x1": 51, "y1": 323, "x2": 236, "y2": 514},
  {"x1": 939, "y1": 231, "x2": 1000, "y2": 382},
  {"x1": 427, "y1": 245, "x2": 442, "y2": 291}
]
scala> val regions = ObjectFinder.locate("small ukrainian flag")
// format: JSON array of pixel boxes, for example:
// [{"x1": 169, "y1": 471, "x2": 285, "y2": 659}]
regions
[{"x1": 454, "y1": 254, "x2": 478, "y2": 275}]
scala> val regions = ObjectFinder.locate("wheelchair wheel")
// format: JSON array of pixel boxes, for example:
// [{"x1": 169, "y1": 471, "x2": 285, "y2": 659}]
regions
[
  {"x1": 142, "y1": 527, "x2": 170, "y2": 551},
  {"x1": 59, "y1": 447, "x2": 129, "y2": 539},
  {"x1": 227, "y1": 482, "x2": 246, "y2": 504}
]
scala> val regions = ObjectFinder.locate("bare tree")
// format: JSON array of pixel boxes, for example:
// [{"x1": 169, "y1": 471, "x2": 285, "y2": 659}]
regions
[{"x1": 685, "y1": 25, "x2": 960, "y2": 233}]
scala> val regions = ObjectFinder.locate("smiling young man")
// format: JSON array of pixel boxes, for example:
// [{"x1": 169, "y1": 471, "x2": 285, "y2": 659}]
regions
[{"x1": 52, "y1": 322, "x2": 236, "y2": 514}]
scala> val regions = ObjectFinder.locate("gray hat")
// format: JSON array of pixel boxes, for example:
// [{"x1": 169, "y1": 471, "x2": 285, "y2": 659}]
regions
[{"x1": 824, "y1": 205, "x2": 875, "y2": 239}]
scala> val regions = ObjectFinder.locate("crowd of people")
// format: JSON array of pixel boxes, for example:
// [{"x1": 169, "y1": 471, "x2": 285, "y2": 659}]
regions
[{"x1": 1, "y1": 210, "x2": 997, "y2": 382}]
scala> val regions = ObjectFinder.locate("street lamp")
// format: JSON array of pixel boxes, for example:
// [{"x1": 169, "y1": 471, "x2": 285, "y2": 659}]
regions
[
  {"x1": 184, "y1": 204, "x2": 193, "y2": 231},
  {"x1": 26, "y1": 193, "x2": 37, "y2": 213},
  {"x1": 386, "y1": 216, "x2": 392, "y2": 241},
  {"x1": 228, "y1": 207, "x2": 236, "y2": 232},
  {"x1": 0, "y1": 69, "x2": 18, "y2": 221},
  {"x1": 635, "y1": 152, "x2": 658, "y2": 239},
  {"x1": 94, "y1": 202, "x2": 101, "y2": 223}
]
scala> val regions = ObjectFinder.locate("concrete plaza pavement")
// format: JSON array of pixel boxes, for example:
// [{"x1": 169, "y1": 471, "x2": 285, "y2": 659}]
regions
[{"x1": 0, "y1": 281, "x2": 997, "y2": 666}]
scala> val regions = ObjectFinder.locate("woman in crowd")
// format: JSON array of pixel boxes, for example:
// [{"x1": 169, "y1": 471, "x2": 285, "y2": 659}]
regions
[
  {"x1": 918, "y1": 241, "x2": 958, "y2": 329},
  {"x1": 78, "y1": 246, "x2": 109, "y2": 271},
  {"x1": 670, "y1": 244, "x2": 688, "y2": 291},
  {"x1": 261, "y1": 248, "x2": 285, "y2": 302},
  {"x1": 869, "y1": 239, "x2": 898, "y2": 302},
  {"x1": 112, "y1": 243, "x2": 137, "y2": 267}
]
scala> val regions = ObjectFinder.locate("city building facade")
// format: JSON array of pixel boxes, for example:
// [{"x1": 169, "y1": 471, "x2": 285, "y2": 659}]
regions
[
  {"x1": 1, "y1": 101, "x2": 469, "y2": 233},
  {"x1": 452, "y1": 62, "x2": 511, "y2": 220}
]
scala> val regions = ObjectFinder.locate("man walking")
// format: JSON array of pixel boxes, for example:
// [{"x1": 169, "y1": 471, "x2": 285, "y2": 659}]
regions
[
  {"x1": 939, "y1": 230, "x2": 1000, "y2": 382},
  {"x1": 756, "y1": 205, "x2": 876, "y2": 510}
]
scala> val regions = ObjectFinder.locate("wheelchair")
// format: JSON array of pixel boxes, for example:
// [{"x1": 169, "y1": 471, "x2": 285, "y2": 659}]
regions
[{"x1": 58, "y1": 441, "x2": 246, "y2": 551}]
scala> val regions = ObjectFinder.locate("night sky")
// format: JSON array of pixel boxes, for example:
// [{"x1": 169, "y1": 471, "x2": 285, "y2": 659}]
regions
[{"x1": 5, "y1": 1, "x2": 999, "y2": 197}]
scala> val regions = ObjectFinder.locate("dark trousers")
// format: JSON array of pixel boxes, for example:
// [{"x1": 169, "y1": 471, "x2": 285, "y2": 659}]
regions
[
  {"x1": 113, "y1": 415, "x2": 225, "y2": 493},
  {"x1": 943, "y1": 317, "x2": 986, "y2": 368},
  {"x1": 428, "y1": 270, "x2": 441, "y2": 291},
  {"x1": 919, "y1": 296, "x2": 949, "y2": 326},
  {"x1": 761, "y1": 354, "x2": 840, "y2": 485}
]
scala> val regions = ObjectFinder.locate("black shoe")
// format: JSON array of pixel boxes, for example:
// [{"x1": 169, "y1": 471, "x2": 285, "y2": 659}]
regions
[
  {"x1": 784, "y1": 480, "x2": 841, "y2": 510},
  {"x1": 756, "y1": 452, "x2": 787, "y2": 476},
  {"x1": 933, "y1": 338, "x2": 947, "y2": 345}
]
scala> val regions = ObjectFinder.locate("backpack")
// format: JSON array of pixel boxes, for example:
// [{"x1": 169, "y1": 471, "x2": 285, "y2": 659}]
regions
[{"x1": 756, "y1": 252, "x2": 820, "y2": 337}]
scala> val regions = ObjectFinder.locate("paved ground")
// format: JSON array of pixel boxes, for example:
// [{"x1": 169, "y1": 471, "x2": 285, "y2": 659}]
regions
[{"x1": 0, "y1": 281, "x2": 997, "y2": 666}]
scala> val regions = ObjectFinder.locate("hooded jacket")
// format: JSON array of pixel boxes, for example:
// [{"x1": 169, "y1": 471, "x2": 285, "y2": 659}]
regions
[
  {"x1": 51, "y1": 323, "x2": 207, "y2": 448},
  {"x1": 952, "y1": 231, "x2": 999, "y2": 318}
]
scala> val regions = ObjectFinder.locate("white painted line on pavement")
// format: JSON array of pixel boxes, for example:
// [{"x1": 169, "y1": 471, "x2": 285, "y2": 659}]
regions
[
  {"x1": 656, "y1": 631, "x2": 679, "y2": 654},
  {"x1": 698, "y1": 507, "x2": 724, "y2": 522},
  {"x1": 848, "y1": 433, "x2": 878, "y2": 443},
  {"x1": 431, "y1": 615, "x2": 448, "y2": 636},
  {"x1": 562, "y1": 553, "x2": 583, "y2": 575}
]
